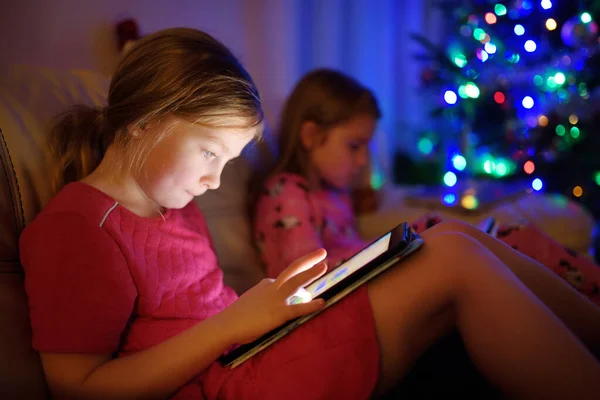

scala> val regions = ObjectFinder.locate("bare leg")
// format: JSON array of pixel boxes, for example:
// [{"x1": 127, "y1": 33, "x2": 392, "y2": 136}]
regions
[
  {"x1": 367, "y1": 230, "x2": 600, "y2": 399},
  {"x1": 425, "y1": 219, "x2": 600, "y2": 356}
]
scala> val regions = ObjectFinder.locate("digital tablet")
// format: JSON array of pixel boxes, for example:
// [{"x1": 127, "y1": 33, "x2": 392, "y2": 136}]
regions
[{"x1": 219, "y1": 221, "x2": 424, "y2": 368}]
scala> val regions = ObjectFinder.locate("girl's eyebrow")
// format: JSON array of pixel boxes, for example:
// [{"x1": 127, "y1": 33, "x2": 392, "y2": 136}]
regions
[{"x1": 205, "y1": 136, "x2": 230, "y2": 154}]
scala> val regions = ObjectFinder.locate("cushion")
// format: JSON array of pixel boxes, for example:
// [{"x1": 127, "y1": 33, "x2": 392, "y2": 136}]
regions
[
  {"x1": 358, "y1": 186, "x2": 595, "y2": 256},
  {"x1": 194, "y1": 155, "x2": 265, "y2": 294},
  {"x1": 0, "y1": 65, "x2": 110, "y2": 227}
]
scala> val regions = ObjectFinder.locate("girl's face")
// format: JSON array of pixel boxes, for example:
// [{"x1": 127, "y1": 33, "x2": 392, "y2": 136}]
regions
[
  {"x1": 135, "y1": 117, "x2": 256, "y2": 209},
  {"x1": 307, "y1": 114, "x2": 376, "y2": 190}
]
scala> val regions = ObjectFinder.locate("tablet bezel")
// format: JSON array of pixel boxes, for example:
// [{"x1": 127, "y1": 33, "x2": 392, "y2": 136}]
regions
[{"x1": 302, "y1": 222, "x2": 410, "y2": 302}]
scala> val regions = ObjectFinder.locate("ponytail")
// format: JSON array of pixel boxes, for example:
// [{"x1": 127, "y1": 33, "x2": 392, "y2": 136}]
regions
[{"x1": 49, "y1": 105, "x2": 114, "y2": 195}]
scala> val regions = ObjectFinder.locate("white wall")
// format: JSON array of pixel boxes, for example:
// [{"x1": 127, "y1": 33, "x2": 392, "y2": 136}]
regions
[
  {"x1": 0, "y1": 0, "x2": 298, "y2": 124},
  {"x1": 1, "y1": 0, "x2": 443, "y2": 176},
  {"x1": 1, "y1": 0, "x2": 246, "y2": 75}
]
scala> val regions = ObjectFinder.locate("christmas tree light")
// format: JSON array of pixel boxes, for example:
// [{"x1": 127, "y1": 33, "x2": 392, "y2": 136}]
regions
[{"x1": 410, "y1": 0, "x2": 600, "y2": 218}]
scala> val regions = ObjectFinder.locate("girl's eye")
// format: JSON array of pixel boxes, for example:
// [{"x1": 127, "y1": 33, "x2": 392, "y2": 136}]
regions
[
  {"x1": 349, "y1": 142, "x2": 361, "y2": 151},
  {"x1": 202, "y1": 149, "x2": 217, "y2": 159}
]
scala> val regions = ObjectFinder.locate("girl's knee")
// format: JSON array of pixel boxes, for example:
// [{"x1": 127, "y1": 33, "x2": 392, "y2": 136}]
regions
[
  {"x1": 372, "y1": 232, "x2": 503, "y2": 314},
  {"x1": 426, "y1": 219, "x2": 478, "y2": 236},
  {"x1": 422, "y1": 232, "x2": 483, "y2": 268},
  {"x1": 426, "y1": 231, "x2": 481, "y2": 255},
  {"x1": 423, "y1": 232, "x2": 505, "y2": 281}
]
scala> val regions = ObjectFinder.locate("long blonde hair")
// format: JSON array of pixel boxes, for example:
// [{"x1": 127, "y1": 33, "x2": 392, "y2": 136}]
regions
[
  {"x1": 249, "y1": 68, "x2": 380, "y2": 216},
  {"x1": 50, "y1": 27, "x2": 263, "y2": 195}
]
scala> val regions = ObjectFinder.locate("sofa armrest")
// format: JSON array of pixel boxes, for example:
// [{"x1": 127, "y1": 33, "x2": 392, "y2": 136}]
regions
[{"x1": 0, "y1": 268, "x2": 49, "y2": 399}]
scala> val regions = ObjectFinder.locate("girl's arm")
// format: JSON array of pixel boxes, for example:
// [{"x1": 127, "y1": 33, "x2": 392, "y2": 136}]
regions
[
  {"x1": 39, "y1": 250, "x2": 328, "y2": 400},
  {"x1": 40, "y1": 311, "x2": 233, "y2": 400}
]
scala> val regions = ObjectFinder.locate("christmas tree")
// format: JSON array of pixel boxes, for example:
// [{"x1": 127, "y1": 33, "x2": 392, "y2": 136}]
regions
[{"x1": 409, "y1": 0, "x2": 600, "y2": 219}]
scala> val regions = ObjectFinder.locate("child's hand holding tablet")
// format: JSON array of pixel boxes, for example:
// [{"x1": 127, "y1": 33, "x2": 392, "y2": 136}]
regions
[{"x1": 220, "y1": 222, "x2": 424, "y2": 368}]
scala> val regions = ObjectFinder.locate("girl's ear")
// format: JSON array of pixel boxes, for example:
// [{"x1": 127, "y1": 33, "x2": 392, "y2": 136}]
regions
[
  {"x1": 128, "y1": 127, "x2": 141, "y2": 138},
  {"x1": 125, "y1": 122, "x2": 143, "y2": 138},
  {"x1": 127, "y1": 119, "x2": 158, "y2": 138},
  {"x1": 300, "y1": 121, "x2": 324, "y2": 150}
]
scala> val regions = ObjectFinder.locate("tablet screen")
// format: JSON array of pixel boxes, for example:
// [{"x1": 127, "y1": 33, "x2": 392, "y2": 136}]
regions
[{"x1": 298, "y1": 232, "x2": 392, "y2": 301}]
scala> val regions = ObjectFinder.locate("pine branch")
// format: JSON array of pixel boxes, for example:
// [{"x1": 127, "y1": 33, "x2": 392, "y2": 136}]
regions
[{"x1": 409, "y1": 33, "x2": 463, "y2": 74}]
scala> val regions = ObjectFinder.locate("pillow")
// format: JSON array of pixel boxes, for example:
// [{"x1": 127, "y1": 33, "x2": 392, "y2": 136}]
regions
[
  {"x1": 0, "y1": 66, "x2": 109, "y2": 265},
  {"x1": 194, "y1": 140, "x2": 272, "y2": 294}
]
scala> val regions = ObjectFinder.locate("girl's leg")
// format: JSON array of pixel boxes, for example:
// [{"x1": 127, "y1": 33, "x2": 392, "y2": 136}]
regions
[
  {"x1": 426, "y1": 219, "x2": 600, "y2": 356},
  {"x1": 367, "y1": 230, "x2": 600, "y2": 399}
]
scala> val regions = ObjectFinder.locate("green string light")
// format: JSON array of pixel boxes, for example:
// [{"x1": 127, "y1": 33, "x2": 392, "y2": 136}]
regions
[{"x1": 494, "y1": 4, "x2": 507, "y2": 16}]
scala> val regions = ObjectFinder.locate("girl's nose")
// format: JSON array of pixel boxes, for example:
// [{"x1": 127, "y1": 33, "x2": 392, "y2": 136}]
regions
[
  {"x1": 356, "y1": 147, "x2": 369, "y2": 168},
  {"x1": 202, "y1": 172, "x2": 221, "y2": 190}
]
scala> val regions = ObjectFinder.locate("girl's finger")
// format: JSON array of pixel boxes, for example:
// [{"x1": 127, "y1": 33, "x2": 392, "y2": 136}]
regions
[
  {"x1": 286, "y1": 287, "x2": 313, "y2": 305},
  {"x1": 286, "y1": 298, "x2": 326, "y2": 319},
  {"x1": 279, "y1": 261, "x2": 327, "y2": 296},
  {"x1": 274, "y1": 248, "x2": 327, "y2": 287}
]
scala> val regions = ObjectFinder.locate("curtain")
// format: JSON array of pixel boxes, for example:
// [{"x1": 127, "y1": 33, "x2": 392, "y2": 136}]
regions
[{"x1": 241, "y1": 0, "x2": 445, "y2": 184}]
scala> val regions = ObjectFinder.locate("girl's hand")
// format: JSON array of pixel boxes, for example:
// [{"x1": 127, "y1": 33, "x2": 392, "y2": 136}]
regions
[{"x1": 222, "y1": 249, "x2": 329, "y2": 345}]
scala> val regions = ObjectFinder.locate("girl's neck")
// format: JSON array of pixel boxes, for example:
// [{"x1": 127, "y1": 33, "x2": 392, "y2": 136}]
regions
[
  {"x1": 82, "y1": 148, "x2": 165, "y2": 218},
  {"x1": 305, "y1": 167, "x2": 322, "y2": 192},
  {"x1": 303, "y1": 166, "x2": 346, "y2": 194}
]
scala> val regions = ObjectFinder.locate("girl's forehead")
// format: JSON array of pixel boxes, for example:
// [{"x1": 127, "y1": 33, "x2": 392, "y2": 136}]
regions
[
  {"x1": 334, "y1": 114, "x2": 377, "y2": 139},
  {"x1": 172, "y1": 117, "x2": 259, "y2": 138},
  {"x1": 218, "y1": 127, "x2": 258, "y2": 149},
  {"x1": 192, "y1": 124, "x2": 257, "y2": 155}
]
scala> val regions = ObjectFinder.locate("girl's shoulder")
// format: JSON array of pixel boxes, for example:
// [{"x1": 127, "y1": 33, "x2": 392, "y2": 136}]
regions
[
  {"x1": 28, "y1": 182, "x2": 118, "y2": 230},
  {"x1": 262, "y1": 172, "x2": 309, "y2": 197},
  {"x1": 20, "y1": 182, "x2": 120, "y2": 247}
]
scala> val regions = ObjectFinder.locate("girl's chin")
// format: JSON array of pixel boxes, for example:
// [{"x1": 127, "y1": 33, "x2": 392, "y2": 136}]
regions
[
  {"x1": 162, "y1": 196, "x2": 194, "y2": 210},
  {"x1": 186, "y1": 189, "x2": 207, "y2": 197},
  {"x1": 324, "y1": 176, "x2": 353, "y2": 190}
]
